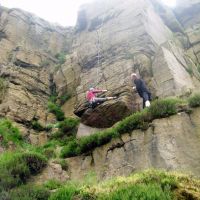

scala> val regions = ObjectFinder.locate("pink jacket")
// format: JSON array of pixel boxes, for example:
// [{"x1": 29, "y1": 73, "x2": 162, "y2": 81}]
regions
[{"x1": 86, "y1": 89, "x2": 103, "y2": 102}]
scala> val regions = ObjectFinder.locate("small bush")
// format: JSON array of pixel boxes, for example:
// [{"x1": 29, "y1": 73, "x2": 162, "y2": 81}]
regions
[
  {"x1": 51, "y1": 118, "x2": 79, "y2": 140},
  {"x1": 49, "y1": 185, "x2": 77, "y2": 200},
  {"x1": 9, "y1": 185, "x2": 50, "y2": 200},
  {"x1": 0, "y1": 118, "x2": 23, "y2": 147},
  {"x1": 55, "y1": 53, "x2": 66, "y2": 65},
  {"x1": 188, "y1": 93, "x2": 200, "y2": 108},
  {"x1": 44, "y1": 179, "x2": 62, "y2": 190},
  {"x1": 115, "y1": 109, "x2": 151, "y2": 134},
  {"x1": 59, "y1": 93, "x2": 71, "y2": 105},
  {"x1": 60, "y1": 140, "x2": 80, "y2": 158},
  {"x1": 48, "y1": 102, "x2": 65, "y2": 121},
  {"x1": 59, "y1": 118, "x2": 79, "y2": 133},
  {"x1": 149, "y1": 98, "x2": 181, "y2": 119},
  {"x1": 0, "y1": 152, "x2": 47, "y2": 189}
]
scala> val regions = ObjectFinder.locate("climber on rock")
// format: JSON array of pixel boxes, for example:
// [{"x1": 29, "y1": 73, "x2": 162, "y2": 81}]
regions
[
  {"x1": 86, "y1": 88, "x2": 117, "y2": 108},
  {"x1": 131, "y1": 73, "x2": 151, "y2": 108}
]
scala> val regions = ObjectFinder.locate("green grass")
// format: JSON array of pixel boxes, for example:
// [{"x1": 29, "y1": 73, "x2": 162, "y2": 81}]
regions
[
  {"x1": 81, "y1": 170, "x2": 200, "y2": 200},
  {"x1": 58, "y1": 118, "x2": 79, "y2": 133},
  {"x1": 0, "y1": 118, "x2": 23, "y2": 147},
  {"x1": 9, "y1": 185, "x2": 50, "y2": 200},
  {"x1": 48, "y1": 185, "x2": 77, "y2": 200},
  {"x1": 188, "y1": 93, "x2": 200, "y2": 108},
  {"x1": 0, "y1": 151, "x2": 47, "y2": 189},
  {"x1": 44, "y1": 179, "x2": 62, "y2": 190},
  {"x1": 100, "y1": 183, "x2": 172, "y2": 200},
  {"x1": 55, "y1": 52, "x2": 66, "y2": 65},
  {"x1": 48, "y1": 101, "x2": 65, "y2": 121},
  {"x1": 46, "y1": 170, "x2": 200, "y2": 200},
  {"x1": 50, "y1": 118, "x2": 80, "y2": 140},
  {"x1": 149, "y1": 98, "x2": 183, "y2": 119}
]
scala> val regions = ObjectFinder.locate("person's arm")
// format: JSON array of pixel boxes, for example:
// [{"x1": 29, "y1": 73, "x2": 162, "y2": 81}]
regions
[{"x1": 93, "y1": 89, "x2": 107, "y2": 93}]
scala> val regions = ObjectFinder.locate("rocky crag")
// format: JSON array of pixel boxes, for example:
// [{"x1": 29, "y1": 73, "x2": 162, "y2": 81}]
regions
[{"x1": 0, "y1": 0, "x2": 200, "y2": 183}]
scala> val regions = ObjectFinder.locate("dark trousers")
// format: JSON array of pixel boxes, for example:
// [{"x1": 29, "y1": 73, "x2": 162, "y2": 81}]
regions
[
  {"x1": 142, "y1": 92, "x2": 151, "y2": 108},
  {"x1": 89, "y1": 97, "x2": 108, "y2": 108}
]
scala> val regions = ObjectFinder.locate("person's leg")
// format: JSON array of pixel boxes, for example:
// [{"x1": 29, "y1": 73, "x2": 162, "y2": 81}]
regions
[
  {"x1": 94, "y1": 97, "x2": 108, "y2": 103},
  {"x1": 142, "y1": 92, "x2": 150, "y2": 108}
]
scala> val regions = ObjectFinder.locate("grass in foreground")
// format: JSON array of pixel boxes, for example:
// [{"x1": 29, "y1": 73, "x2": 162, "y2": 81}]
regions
[{"x1": 48, "y1": 170, "x2": 200, "y2": 200}]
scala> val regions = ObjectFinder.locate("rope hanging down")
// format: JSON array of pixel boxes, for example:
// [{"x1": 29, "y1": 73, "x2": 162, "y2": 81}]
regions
[{"x1": 94, "y1": 0, "x2": 109, "y2": 88}]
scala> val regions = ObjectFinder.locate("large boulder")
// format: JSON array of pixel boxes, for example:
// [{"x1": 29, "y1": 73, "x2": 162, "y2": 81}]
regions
[{"x1": 74, "y1": 86, "x2": 141, "y2": 128}]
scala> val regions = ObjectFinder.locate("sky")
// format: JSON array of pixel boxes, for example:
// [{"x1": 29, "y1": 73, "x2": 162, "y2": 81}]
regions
[
  {"x1": 0, "y1": 0, "x2": 176, "y2": 27},
  {"x1": 0, "y1": 0, "x2": 94, "y2": 26}
]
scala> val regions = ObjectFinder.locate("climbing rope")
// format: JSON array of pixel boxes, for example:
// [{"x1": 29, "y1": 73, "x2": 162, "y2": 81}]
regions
[{"x1": 94, "y1": 1, "x2": 109, "y2": 88}]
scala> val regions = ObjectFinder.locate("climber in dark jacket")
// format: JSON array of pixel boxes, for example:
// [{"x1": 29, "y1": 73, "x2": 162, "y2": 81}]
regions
[{"x1": 131, "y1": 73, "x2": 151, "y2": 108}]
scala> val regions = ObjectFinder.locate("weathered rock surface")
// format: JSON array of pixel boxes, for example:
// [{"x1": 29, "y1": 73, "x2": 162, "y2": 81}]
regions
[
  {"x1": 0, "y1": 6, "x2": 73, "y2": 135},
  {"x1": 66, "y1": 108, "x2": 200, "y2": 180},
  {"x1": 55, "y1": 0, "x2": 200, "y2": 127}
]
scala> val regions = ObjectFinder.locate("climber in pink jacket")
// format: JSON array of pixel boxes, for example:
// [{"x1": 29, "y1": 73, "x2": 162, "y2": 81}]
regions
[{"x1": 86, "y1": 88, "x2": 116, "y2": 108}]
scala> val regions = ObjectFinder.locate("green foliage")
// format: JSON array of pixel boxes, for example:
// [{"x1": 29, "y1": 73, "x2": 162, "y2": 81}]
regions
[
  {"x1": 49, "y1": 95, "x2": 57, "y2": 103},
  {"x1": 50, "y1": 169, "x2": 198, "y2": 200},
  {"x1": 136, "y1": 170, "x2": 178, "y2": 190},
  {"x1": 115, "y1": 109, "x2": 150, "y2": 134},
  {"x1": 100, "y1": 183, "x2": 172, "y2": 200},
  {"x1": 48, "y1": 101, "x2": 65, "y2": 121},
  {"x1": 59, "y1": 93, "x2": 71, "y2": 105},
  {"x1": 49, "y1": 185, "x2": 77, "y2": 200},
  {"x1": 55, "y1": 53, "x2": 66, "y2": 65},
  {"x1": 60, "y1": 139, "x2": 80, "y2": 158},
  {"x1": 9, "y1": 185, "x2": 50, "y2": 200},
  {"x1": 149, "y1": 98, "x2": 181, "y2": 119},
  {"x1": 58, "y1": 118, "x2": 79, "y2": 134},
  {"x1": 0, "y1": 118, "x2": 23, "y2": 147},
  {"x1": 188, "y1": 93, "x2": 200, "y2": 108},
  {"x1": 50, "y1": 118, "x2": 79, "y2": 140},
  {"x1": 0, "y1": 152, "x2": 47, "y2": 189},
  {"x1": 60, "y1": 128, "x2": 118, "y2": 158},
  {"x1": 44, "y1": 179, "x2": 62, "y2": 190}
]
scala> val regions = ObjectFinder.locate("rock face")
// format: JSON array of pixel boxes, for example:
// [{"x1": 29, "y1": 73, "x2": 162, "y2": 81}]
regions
[
  {"x1": 66, "y1": 108, "x2": 200, "y2": 180},
  {"x1": 55, "y1": 0, "x2": 200, "y2": 127},
  {"x1": 0, "y1": 6, "x2": 73, "y2": 135},
  {"x1": 0, "y1": 0, "x2": 200, "y2": 182}
]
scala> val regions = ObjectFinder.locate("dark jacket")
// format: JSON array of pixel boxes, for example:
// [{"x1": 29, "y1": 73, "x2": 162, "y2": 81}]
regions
[{"x1": 133, "y1": 78, "x2": 150, "y2": 98}]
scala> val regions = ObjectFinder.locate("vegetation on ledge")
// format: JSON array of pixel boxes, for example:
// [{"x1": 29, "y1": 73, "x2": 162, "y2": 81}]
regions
[
  {"x1": 61, "y1": 98, "x2": 187, "y2": 158},
  {"x1": 60, "y1": 94, "x2": 200, "y2": 158}
]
